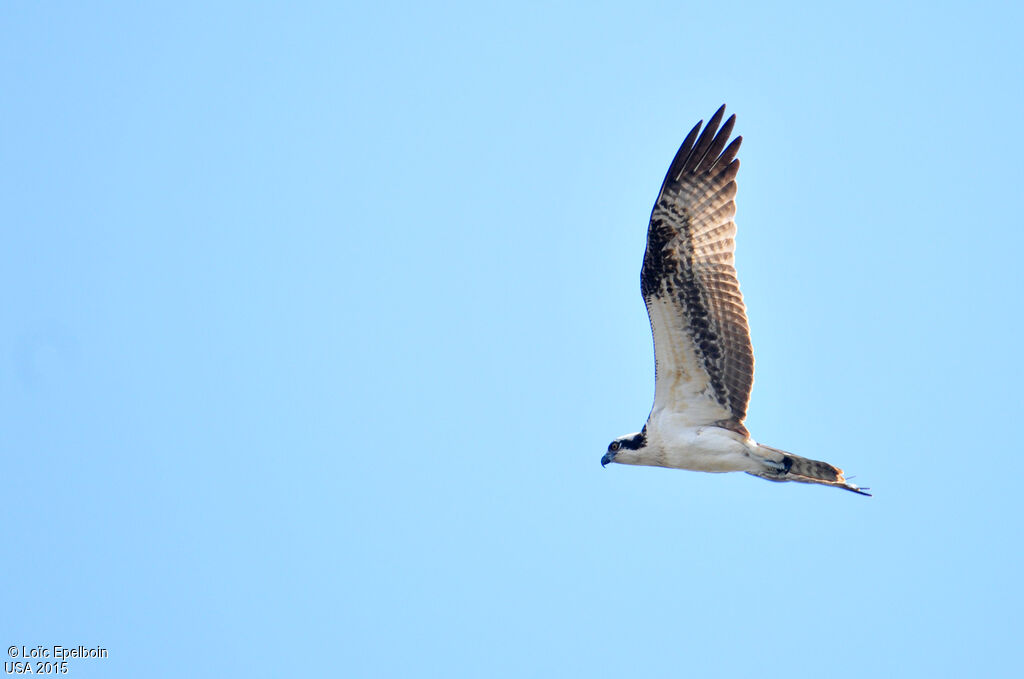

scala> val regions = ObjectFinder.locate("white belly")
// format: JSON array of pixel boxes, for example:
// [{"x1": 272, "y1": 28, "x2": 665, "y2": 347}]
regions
[{"x1": 632, "y1": 414, "x2": 762, "y2": 473}]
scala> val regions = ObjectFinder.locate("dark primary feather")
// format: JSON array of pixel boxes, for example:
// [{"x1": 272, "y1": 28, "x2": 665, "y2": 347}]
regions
[
  {"x1": 641, "y1": 105, "x2": 755, "y2": 425},
  {"x1": 685, "y1": 105, "x2": 728, "y2": 174}
]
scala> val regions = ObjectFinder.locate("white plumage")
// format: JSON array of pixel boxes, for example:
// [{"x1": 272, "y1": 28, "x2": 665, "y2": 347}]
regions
[{"x1": 602, "y1": 105, "x2": 868, "y2": 496}]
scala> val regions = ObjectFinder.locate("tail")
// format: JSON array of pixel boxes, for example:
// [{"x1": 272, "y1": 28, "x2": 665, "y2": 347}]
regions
[{"x1": 750, "y1": 445, "x2": 871, "y2": 496}]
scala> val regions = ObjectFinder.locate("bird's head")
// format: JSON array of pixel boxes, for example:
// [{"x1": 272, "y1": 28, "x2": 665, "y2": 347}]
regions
[{"x1": 602, "y1": 431, "x2": 647, "y2": 467}]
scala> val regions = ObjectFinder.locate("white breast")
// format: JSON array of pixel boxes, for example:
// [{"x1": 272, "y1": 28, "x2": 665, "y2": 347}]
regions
[{"x1": 640, "y1": 411, "x2": 762, "y2": 473}]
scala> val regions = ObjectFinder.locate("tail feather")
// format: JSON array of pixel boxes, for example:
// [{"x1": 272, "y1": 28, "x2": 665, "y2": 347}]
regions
[{"x1": 751, "y1": 445, "x2": 871, "y2": 496}]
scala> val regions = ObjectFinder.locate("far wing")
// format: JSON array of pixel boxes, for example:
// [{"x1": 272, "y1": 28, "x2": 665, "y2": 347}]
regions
[{"x1": 641, "y1": 105, "x2": 754, "y2": 433}]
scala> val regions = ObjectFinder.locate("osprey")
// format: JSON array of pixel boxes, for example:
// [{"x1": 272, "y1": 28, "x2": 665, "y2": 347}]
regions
[{"x1": 602, "y1": 105, "x2": 869, "y2": 496}]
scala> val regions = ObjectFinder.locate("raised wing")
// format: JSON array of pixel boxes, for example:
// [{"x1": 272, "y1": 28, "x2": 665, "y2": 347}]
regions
[{"x1": 641, "y1": 105, "x2": 754, "y2": 433}]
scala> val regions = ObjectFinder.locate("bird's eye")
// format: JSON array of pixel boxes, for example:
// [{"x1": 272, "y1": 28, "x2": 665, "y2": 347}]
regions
[{"x1": 610, "y1": 442, "x2": 621, "y2": 452}]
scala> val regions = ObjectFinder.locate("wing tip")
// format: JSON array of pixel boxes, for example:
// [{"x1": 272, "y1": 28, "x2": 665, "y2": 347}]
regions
[{"x1": 663, "y1": 105, "x2": 742, "y2": 189}]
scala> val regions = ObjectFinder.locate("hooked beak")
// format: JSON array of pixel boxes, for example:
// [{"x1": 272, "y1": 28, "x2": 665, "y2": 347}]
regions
[{"x1": 601, "y1": 450, "x2": 616, "y2": 468}]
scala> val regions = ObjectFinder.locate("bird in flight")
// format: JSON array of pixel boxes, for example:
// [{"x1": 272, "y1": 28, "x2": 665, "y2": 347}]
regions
[{"x1": 602, "y1": 105, "x2": 869, "y2": 495}]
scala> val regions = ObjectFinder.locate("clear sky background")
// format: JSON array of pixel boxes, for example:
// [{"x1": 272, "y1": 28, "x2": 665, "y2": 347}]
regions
[{"x1": 3, "y1": 2, "x2": 1023, "y2": 677}]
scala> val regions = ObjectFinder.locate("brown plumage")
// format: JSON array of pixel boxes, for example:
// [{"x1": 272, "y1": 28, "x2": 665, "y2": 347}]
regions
[
  {"x1": 642, "y1": 105, "x2": 753, "y2": 431},
  {"x1": 608, "y1": 104, "x2": 870, "y2": 496}
]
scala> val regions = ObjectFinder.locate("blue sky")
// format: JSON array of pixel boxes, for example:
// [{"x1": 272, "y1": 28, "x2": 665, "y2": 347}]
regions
[{"x1": 3, "y1": 2, "x2": 1023, "y2": 677}]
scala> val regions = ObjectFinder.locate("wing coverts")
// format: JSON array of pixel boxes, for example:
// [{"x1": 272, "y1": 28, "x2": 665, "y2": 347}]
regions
[{"x1": 641, "y1": 105, "x2": 754, "y2": 426}]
